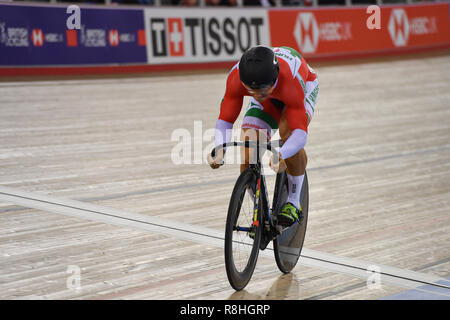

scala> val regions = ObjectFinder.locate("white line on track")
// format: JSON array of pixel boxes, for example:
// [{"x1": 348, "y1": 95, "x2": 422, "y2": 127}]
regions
[{"x1": 1, "y1": 185, "x2": 449, "y2": 298}]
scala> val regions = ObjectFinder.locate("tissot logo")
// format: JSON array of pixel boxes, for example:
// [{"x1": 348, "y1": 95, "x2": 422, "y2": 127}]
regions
[
  {"x1": 293, "y1": 12, "x2": 319, "y2": 54},
  {"x1": 147, "y1": 14, "x2": 267, "y2": 61},
  {"x1": 168, "y1": 18, "x2": 184, "y2": 56},
  {"x1": 388, "y1": 9, "x2": 410, "y2": 47},
  {"x1": 31, "y1": 29, "x2": 44, "y2": 47}
]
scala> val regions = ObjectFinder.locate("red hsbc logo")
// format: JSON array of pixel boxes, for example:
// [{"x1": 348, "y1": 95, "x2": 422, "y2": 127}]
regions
[
  {"x1": 388, "y1": 9, "x2": 410, "y2": 47},
  {"x1": 293, "y1": 12, "x2": 352, "y2": 54},
  {"x1": 294, "y1": 13, "x2": 319, "y2": 54},
  {"x1": 168, "y1": 18, "x2": 184, "y2": 56},
  {"x1": 108, "y1": 29, "x2": 120, "y2": 47},
  {"x1": 31, "y1": 29, "x2": 44, "y2": 47}
]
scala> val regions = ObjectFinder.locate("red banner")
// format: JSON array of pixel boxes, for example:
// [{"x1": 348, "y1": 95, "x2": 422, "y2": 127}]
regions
[{"x1": 269, "y1": 3, "x2": 450, "y2": 60}]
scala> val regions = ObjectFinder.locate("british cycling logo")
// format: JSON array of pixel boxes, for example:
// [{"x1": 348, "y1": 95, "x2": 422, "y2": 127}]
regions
[
  {"x1": 0, "y1": 22, "x2": 65, "y2": 48},
  {"x1": 388, "y1": 9, "x2": 410, "y2": 47},
  {"x1": 0, "y1": 21, "x2": 29, "y2": 47}
]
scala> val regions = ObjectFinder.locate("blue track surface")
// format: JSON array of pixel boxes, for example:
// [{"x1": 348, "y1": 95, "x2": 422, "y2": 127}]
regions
[{"x1": 381, "y1": 278, "x2": 450, "y2": 300}]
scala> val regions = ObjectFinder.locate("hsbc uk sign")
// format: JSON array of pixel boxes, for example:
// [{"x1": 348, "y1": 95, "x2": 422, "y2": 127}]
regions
[
  {"x1": 144, "y1": 9, "x2": 270, "y2": 64},
  {"x1": 388, "y1": 9, "x2": 438, "y2": 47},
  {"x1": 291, "y1": 9, "x2": 441, "y2": 53},
  {"x1": 293, "y1": 12, "x2": 352, "y2": 54}
]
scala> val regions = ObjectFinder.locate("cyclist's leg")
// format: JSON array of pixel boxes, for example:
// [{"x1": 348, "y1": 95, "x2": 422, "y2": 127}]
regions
[
  {"x1": 279, "y1": 109, "x2": 307, "y2": 176},
  {"x1": 240, "y1": 97, "x2": 280, "y2": 173},
  {"x1": 280, "y1": 76, "x2": 318, "y2": 178},
  {"x1": 278, "y1": 78, "x2": 318, "y2": 221},
  {"x1": 240, "y1": 128, "x2": 268, "y2": 173},
  {"x1": 277, "y1": 113, "x2": 306, "y2": 223}
]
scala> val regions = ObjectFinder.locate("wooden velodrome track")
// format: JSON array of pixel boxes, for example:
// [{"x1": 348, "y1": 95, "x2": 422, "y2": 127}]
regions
[{"x1": 0, "y1": 52, "x2": 449, "y2": 300}]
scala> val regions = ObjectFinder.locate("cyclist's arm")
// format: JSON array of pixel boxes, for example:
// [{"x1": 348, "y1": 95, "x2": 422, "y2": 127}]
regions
[
  {"x1": 279, "y1": 92, "x2": 309, "y2": 160},
  {"x1": 279, "y1": 129, "x2": 307, "y2": 160},
  {"x1": 215, "y1": 68, "x2": 244, "y2": 149},
  {"x1": 215, "y1": 119, "x2": 233, "y2": 149}
]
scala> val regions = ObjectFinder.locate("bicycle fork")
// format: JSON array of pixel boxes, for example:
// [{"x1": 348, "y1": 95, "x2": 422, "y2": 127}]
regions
[
  {"x1": 252, "y1": 177, "x2": 261, "y2": 229},
  {"x1": 253, "y1": 167, "x2": 282, "y2": 249}
]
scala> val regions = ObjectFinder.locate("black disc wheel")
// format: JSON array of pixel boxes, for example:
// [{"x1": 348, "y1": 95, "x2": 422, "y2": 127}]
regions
[{"x1": 273, "y1": 171, "x2": 309, "y2": 274}]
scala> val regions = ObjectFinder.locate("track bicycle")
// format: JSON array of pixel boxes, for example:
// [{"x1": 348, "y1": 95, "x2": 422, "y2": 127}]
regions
[{"x1": 211, "y1": 140, "x2": 309, "y2": 291}]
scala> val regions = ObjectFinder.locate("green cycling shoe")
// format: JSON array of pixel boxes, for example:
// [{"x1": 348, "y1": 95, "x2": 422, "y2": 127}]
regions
[{"x1": 277, "y1": 202, "x2": 302, "y2": 227}]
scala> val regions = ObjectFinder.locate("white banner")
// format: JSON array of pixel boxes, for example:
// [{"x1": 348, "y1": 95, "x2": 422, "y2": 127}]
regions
[{"x1": 143, "y1": 8, "x2": 271, "y2": 64}]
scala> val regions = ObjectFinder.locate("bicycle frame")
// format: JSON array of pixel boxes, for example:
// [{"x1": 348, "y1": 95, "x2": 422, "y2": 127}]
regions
[{"x1": 212, "y1": 140, "x2": 282, "y2": 240}]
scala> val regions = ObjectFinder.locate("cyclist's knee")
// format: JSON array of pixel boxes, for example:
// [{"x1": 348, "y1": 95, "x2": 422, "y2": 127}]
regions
[
  {"x1": 240, "y1": 128, "x2": 267, "y2": 168},
  {"x1": 240, "y1": 163, "x2": 249, "y2": 173},
  {"x1": 279, "y1": 123, "x2": 291, "y2": 142},
  {"x1": 300, "y1": 148, "x2": 308, "y2": 168}
]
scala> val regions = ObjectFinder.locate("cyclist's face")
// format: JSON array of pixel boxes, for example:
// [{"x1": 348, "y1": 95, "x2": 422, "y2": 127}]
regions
[{"x1": 243, "y1": 83, "x2": 275, "y2": 103}]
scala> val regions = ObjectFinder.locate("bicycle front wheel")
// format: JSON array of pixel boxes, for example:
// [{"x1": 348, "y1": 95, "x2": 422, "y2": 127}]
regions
[{"x1": 224, "y1": 168, "x2": 262, "y2": 291}]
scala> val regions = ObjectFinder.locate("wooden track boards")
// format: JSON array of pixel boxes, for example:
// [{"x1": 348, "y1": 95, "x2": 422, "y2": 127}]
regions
[{"x1": 0, "y1": 53, "x2": 449, "y2": 299}]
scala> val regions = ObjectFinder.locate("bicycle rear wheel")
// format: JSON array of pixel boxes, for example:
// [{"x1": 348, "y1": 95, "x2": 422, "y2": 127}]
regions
[
  {"x1": 273, "y1": 171, "x2": 309, "y2": 274},
  {"x1": 224, "y1": 168, "x2": 262, "y2": 291}
]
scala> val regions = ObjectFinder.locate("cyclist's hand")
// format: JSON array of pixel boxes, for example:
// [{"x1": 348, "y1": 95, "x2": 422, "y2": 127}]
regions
[
  {"x1": 269, "y1": 152, "x2": 287, "y2": 173},
  {"x1": 207, "y1": 148, "x2": 225, "y2": 169}
]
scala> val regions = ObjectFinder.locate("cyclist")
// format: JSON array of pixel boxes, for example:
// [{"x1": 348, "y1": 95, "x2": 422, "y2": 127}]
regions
[{"x1": 208, "y1": 45, "x2": 318, "y2": 227}]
